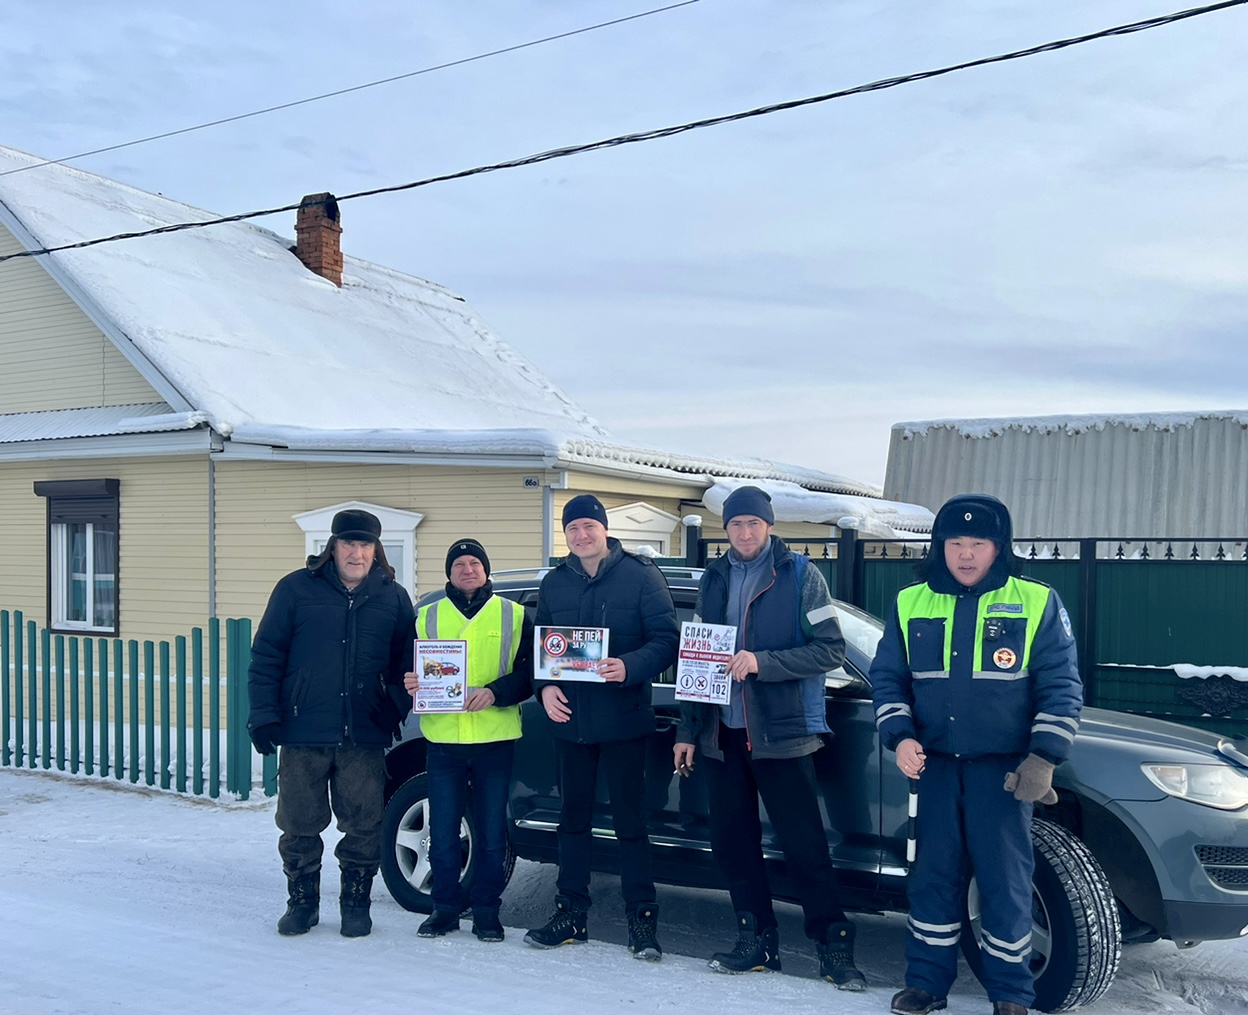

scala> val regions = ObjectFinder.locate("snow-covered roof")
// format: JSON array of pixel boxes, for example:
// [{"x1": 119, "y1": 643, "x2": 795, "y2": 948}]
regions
[
  {"x1": 0, "y1": 144, "x2": 878, "y2": 498},
  {"x1": 896, "y1": 410, "x2": 1248, "y2": 439},
  {"x1": 703, "y1": 479, "x2": 933, "y2": 537}
]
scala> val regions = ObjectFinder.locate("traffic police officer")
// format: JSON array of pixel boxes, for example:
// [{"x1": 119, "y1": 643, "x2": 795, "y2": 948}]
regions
[{"x1": 870, "y1": 494, "x2": 1082, "y2": 1015}]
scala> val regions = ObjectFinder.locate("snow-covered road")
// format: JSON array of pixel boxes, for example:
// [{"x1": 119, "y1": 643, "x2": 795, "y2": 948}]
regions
[{"x1": 1, "y1": 768, "x2": 1245, "y2": 1015}]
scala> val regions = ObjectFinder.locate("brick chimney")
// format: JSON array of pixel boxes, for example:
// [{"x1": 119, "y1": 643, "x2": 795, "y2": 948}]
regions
[{"x1": 294, "y1": 193, "x2": 343, "y2": 286}]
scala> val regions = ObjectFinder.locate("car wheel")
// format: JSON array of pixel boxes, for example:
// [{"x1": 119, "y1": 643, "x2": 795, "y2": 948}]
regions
[
  {"x1": 378, "y1": 772, "x2": 516, "y2": 914},
  {"x1": 962, "y1": 818, "x2": 1122, "y2": 1012}
]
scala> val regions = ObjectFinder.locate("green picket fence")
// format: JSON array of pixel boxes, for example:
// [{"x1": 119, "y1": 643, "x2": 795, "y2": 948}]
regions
[{"x1": 0, "y1": 611, "x2": 277, "y2": 799}]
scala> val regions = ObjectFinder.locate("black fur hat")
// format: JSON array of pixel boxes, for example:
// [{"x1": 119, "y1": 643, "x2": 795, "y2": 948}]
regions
[{"x1": 331, "y1": 508, "x2": 382, "y2": 543}]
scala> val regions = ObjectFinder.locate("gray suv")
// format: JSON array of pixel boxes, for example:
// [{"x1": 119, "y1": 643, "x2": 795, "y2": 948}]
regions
[{"x1": 380, "y1": 567, "x2": 1248, "y2": 1012}]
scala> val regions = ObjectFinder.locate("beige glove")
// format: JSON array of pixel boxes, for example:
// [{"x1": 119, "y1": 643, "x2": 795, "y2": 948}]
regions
[{"x1": 1004, "y1": 753, "x2": 1058, "y2": 805}]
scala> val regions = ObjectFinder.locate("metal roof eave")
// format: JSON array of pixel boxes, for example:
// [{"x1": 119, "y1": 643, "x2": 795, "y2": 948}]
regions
[{"x1": 0, "y1": 429, "x2": 217, "y2": 462}]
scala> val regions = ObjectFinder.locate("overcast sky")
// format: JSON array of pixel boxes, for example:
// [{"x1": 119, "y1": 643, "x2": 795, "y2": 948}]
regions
[{"x1": 2, "y1": 1, "x2": 1246, "y2": 486}]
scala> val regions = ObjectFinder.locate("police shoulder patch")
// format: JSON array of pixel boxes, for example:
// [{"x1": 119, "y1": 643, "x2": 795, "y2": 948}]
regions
[{"x1": 1059, "y1": 607, "x2": 1073, "y2": 639}]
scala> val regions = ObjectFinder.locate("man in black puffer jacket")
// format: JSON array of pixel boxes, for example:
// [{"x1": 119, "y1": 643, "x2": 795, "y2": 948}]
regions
[
  {"x1": 524, "y1": 495, "x2": 679, "y2": 961},
  {"x1": 248, "y1": 508, "x2": 415, "y2": 939}
]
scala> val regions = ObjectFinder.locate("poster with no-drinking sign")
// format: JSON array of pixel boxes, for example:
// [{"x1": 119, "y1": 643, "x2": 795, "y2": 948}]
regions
[
  {"x1": 674, "y1": 621, "x2": 735, "y2": 706},
  {"x1": 535, "y1": 626, "x2": 609, "y2": 682}
]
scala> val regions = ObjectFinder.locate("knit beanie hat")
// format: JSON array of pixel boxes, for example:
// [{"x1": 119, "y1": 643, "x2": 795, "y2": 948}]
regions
[
  {"x1": 445, "y1": 538, "x2": 491, "y2": 577},
  {"x1": 331, "y1": 508, "x2": 382, "y2": 542},
  {"x1": 721, "y1": 486, "x2": 775, "y2": 527},
  {"x1": 562, "y1": 494, "x2": 609, "y2": 530}
]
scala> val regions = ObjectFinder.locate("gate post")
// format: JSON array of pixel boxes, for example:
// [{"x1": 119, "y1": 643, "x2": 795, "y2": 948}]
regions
[
  {"x1": 1078, "y1": 538, "x2": 1099, "y2": 704},
  {"x1": 836, "y1": 528, "x2": 859, "y2": 606}
]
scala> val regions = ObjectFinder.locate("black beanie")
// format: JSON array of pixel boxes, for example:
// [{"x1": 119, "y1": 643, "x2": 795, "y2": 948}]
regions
[
  {"x1": 721, "y1": 486, "x2": 775, "y2": 527},
  {"x1": 331, "y1": 508, "x2": 382, "y2": 542},
  {"x1": 562, "y1": 494, "x2": 609, "y2": 529},
  {"x1": 446, "y1": 538, "x2": 491, "y2": 577}
]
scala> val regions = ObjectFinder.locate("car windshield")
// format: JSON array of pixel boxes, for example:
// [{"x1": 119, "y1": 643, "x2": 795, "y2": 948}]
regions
[{"x1": 833, "y1": 600, "x2": 883, "y2": 662}]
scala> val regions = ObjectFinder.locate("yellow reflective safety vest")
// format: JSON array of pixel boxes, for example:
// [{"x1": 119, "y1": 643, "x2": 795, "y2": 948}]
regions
[
  {"x1": 416, "y1": 594, "x2": 524, "y2": 744},
  {"x1": 897, "y1": 579, "x2": 1053, "y2": 681}
]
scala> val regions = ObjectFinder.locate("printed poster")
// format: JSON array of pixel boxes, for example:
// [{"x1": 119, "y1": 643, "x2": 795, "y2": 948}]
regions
[
  {"x1": 535, "y1": 626, "x2": 609, "y2": 683},
  {"x1": 413, "y1": 639, "x2": 468, "y2": 713},
  {"x1": 673, "y1": 621, "x2": 736, "y2": 706}
]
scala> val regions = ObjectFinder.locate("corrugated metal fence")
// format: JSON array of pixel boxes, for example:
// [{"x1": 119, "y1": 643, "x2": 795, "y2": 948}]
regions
[
  {"x1": 0, "y1": 611, "x2": 278, "y2": 799},
  {"x1": 692, "y1": 532, "x2": 1248, "y2": 739}
]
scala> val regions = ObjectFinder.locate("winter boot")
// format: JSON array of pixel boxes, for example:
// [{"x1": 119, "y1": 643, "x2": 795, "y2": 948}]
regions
[
  {"x1": 339, "y1": 868, "x2": 374, "y2": 938},
  {"x1": 708, "y1": 912, "x2": 782, "y2": 973},
  {"x1": 818, "y1": 920, "x2": 867, "y2": 990},
  {"x1": 418, "y1": 908, "x2": 462, "y2": 938},
  {"x1": 277, "y1": 871, "x2": 320, "y2": 936},
  {"x1": 471, "y1": 909, "x2": 505, "y2": 943},
  {"x1": 890, "y1": 987, "x2": 948, "y2": 1015},
  {"x1": 626, "y1": 904, "x2": 662, "y2": 961},
  {"x1": 523, "y1": 897, "x2": 588, "y2": 948},
  {"x1": 992, "y1": 1004, "x2": 1028, "y2": 1015}
]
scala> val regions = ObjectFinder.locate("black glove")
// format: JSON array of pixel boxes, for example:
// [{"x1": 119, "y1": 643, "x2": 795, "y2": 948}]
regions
[
  {"x1": 249, "y1": 722, "x2": 279, "y2": 756},
  {"x1": 1004, "y1": 753, "x2": 1058, "y2": 805},
  {"x1": 371, "y1": 694, "x2": 404, "y2": 743}
]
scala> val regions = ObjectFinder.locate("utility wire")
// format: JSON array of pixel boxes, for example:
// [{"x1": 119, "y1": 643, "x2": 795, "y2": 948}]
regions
[
  {"x1": 0, "y1": 1, "x2": 700, "y2": 179},
  {"x1": 2, "y1": 0, "x2": 1244, "y2": 265}
]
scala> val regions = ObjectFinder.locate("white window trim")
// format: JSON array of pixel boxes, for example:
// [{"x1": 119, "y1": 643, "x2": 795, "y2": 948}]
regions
[
  {"x1": 293, "y1": 501, "x2": 425, "y2": 601},
  {"x1": 50, "y1": 521, "x2": 116, "y2": 633},
  {"x1": 605, "y1": 501, "x2": 680, "y2": 556}
]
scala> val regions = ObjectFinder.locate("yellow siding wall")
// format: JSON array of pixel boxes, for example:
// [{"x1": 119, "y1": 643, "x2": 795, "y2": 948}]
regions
[
  {"x1": 0, "y1": 223, "x2": 162, "y2": 410},
  {"x1": 557, "y1": 472, "x2": 706, "y2": 560},
  {"x1": 0, "y1": 456, "x2": 210, "y2": 642},
  {"x1": 213, "y1": 461, "x2": 548, "y2": 622}
]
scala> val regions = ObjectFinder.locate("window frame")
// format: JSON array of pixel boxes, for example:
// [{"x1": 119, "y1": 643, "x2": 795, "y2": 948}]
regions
[
  {"x1": 292, "y1": 500, "x2": 425, "y2": 601},
  {"x1": 34, "y1": 478, "x2": 121, "y2": 636}
]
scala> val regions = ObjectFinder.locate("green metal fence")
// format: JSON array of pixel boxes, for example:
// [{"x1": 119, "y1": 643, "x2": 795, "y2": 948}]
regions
[
  {"x1": 691, "y1": 533, "x2": 1248, "y2": 739},
  {"x1": 0, "y1": 610, "x2": 277, "y2": 799}
]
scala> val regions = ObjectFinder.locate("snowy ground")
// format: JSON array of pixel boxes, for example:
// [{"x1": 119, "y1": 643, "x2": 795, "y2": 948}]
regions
[{"x1": 2, "y1": 768, "x2": 1245, "y2": 1015}]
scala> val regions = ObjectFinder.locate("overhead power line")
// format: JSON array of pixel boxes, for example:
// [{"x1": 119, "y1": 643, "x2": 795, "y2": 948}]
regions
[
  {"x1": 0, "y1": 0, "x2": 700, "y2": 179},
  {"x1": 1, "y1": 0, "x2": 1244, "y2": 265}
]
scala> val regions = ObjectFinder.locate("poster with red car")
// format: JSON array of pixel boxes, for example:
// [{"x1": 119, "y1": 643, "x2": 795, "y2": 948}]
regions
[
  {"x1": 412, "y1": 639, "x2": 468, "y2": 712},
  {"x1": 534, "y1": 626, "x2": 609, "y2": 683}
]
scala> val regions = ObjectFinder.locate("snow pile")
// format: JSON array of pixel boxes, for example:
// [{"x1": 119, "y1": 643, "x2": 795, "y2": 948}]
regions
[{"x1": 702, "y1": 480, "x2": 933, "y2": 538}]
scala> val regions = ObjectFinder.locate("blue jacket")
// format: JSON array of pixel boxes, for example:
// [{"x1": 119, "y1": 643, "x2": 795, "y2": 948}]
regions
[
  {"x1": 870, "y1": 574, "x2": 1082, "y2": 764},
  {"x1": 248, "y1": 561, "x2": 415, "y2": 748},
  {"x1": 677, "y1": 536, "x2": 845, "y2": 760}
]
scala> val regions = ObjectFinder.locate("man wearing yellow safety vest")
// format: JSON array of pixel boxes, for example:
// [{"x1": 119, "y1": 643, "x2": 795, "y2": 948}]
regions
[
  {"x1": 870, "y1": 494, "x2": 1082, "y2": 1015},
  {"x1": 403, "y1": 538, "x2": 533, "y2": 943}
]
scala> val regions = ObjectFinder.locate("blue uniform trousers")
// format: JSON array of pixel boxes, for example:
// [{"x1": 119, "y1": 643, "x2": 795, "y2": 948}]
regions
[{"x1": 906, "y1": 753, "x2": 1036, "y2": 1007}]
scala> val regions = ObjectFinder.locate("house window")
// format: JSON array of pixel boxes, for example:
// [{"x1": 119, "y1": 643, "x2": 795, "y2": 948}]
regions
[
  {"x1": 292, "y1": 501, "x2": 425, "y2": 601},
  {"x1": 34, "y1": 479, "x2": 120, "y2": 634}
]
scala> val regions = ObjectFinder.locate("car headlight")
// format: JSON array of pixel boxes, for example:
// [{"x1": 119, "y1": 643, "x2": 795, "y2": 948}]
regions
[{"x1": 1141, "y1": 763, "x2": 1248, "y2": 811}]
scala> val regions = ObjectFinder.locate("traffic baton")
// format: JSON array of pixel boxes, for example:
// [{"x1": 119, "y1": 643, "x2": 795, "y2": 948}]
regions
[{"x1": 906, "y1": 777, "x2": 919, "y2": 866}]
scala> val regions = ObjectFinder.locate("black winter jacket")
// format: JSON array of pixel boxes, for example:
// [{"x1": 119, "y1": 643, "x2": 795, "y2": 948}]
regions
[
  {"x1": 248, "y1": 562, "x2": 416, "y2": 748},
  {"x1": 533, "y1": 539, "x2": 679, "y2": 743}
]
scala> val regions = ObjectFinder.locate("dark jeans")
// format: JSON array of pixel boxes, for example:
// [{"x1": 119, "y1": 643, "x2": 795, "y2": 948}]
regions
[
  {"x1": 704, "y1": 724, "x2": 847, "y2": 941},
  {"x1": 427, "y1": 739, "x2": 516, "y2": 914},
  {"x1": 555, "y1": 737, "x2": 655, "y2": 913},
  {"x1": 275, "y1": 745, "x2": 385, "y2": 880}
]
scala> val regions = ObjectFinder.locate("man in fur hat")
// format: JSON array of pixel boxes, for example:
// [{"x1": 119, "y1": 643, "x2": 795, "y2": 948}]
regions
[
  {"x1": 871, "y1": 494, "x2": 1083, "y2": 1015},
  {"x1": 248, "y1": 508, "x2": 415, "y2": 939}
]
